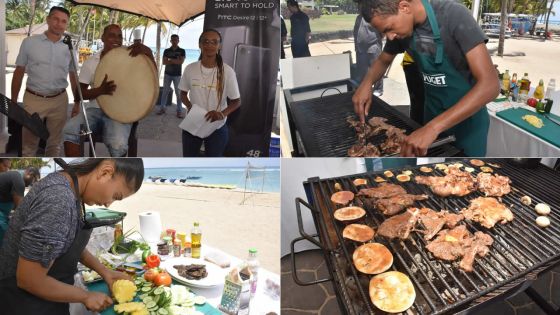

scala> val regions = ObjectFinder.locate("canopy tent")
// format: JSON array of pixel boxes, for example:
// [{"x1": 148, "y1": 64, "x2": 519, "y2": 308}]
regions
[{"x1": 67, "y1": 0, "x2": 206, "y2": 26}]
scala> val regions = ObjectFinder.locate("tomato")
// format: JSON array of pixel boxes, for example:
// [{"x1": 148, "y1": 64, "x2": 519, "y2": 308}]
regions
[
  {"x1": 144, "y1": 268, "x2": 159, "y2": 282},
  {"x1": 146, "y1": 254, "x2": 160, "y2": 268},
  {"x1": 153, "y1": 271, "x2": 172, "y2": 287},
  {"x1": 527, "y1": 98, "x2": 538, "y2": 108}
]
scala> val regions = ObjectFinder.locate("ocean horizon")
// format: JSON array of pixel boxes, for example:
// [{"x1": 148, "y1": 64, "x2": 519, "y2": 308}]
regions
[{"x1": 144, "y1": 167, "x2": 280, "y2": 193}]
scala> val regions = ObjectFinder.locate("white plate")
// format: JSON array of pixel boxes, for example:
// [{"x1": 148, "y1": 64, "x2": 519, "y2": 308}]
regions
[{"x1": 162, "y1": 257, "x2": 226, "y2": 288}]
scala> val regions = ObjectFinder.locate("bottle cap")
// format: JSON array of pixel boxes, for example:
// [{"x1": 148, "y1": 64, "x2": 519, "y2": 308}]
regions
[
  {"x1": 194, "y1": 222, "x2": 199, "y2": 227},
  {"x1": 249, "y1": 248, "x2": 257, "y2": 254}
]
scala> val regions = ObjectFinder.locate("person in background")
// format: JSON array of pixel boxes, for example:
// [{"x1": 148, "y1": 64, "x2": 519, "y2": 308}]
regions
[
  {"x1": 178, "y1": 29, "x2": 241, "y2": 157},
  {"x1": 0, "y1": 167, "x2": 41, "y2": 244},
  {"x1": 0, "y1": 159, "x2": 12, "y2": 173},
  {"x1": 157, "y1": 34, "x2": 186, "y2": 118},
  {"x1": 281, "y1": 16, "x2": 288, "y2": 59},
  {"x1": 11, "y1": 6, "x2": 79, "y2": 156},
  {"x1": 354, "y1": 14, "x2": 384, "y2": 96},
  {"x1": 0, "y1": 158, "x2": 144, "y2": 314},
  {"x1": 287, "y1": 0, "x2": 311, "y2": 58}
]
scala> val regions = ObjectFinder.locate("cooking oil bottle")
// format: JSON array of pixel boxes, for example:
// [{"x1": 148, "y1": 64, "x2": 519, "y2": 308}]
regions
[
  {"x1": 191, "y1": 222, "x2": 202, "y2": 259},
  {"x1": 502, "y1": 70, "x2": 510, "y2": 96},
  {"x1": 520, "y1": 73, "x2": 531, "y2": 95},
  {"x1": 533, "y1": 79, "x2": 545, "y2": 100}
]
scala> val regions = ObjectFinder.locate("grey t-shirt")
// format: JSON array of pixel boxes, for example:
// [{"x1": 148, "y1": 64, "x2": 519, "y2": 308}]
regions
[
  {"x1": 384, "y1": 0, "x2": 487, "y2": 85},
  {"x1": 0, "y1": 172, "x2": 80, "y2": 278},
  {"x1": 0, "y1": 171, "x2": 25, "y2": 203}
]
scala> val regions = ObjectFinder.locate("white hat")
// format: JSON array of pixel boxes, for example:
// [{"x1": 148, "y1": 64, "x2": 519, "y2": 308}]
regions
[{"x1": 133, "y1": 29, "x2": 142, "y2": 41}]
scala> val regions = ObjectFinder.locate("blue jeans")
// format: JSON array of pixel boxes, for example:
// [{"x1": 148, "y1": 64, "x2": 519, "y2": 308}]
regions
[
  {"x1": 182, "y1": 124, "x2": 229, "y2": 157},
  {"x1": 63, "y1": 107, "x2": 132, "y2": 157},
  {"x1": 160, "y1": 74, "x2": 182, "y2": 113}
]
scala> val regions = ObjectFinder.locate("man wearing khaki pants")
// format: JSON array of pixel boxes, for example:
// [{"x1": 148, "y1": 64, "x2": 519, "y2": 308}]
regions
[{"x1": 11, "y1": 6, "x2": 78, "y2": 156}]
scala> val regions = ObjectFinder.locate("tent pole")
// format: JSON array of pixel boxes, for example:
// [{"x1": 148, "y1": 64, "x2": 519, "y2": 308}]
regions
[{"x1": 0, "y1": 1, "x2": 8, "y2": 153}]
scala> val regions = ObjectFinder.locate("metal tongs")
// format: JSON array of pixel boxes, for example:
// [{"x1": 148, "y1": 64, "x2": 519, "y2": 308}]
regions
[{"x1": 385, "y1": 134, "x2": 457, "y2": 157}]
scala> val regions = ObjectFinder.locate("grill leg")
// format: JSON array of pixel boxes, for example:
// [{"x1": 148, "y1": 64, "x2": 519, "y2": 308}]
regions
[{"x1": 524, "y1": 286, "x2": 560, "y2": 315}]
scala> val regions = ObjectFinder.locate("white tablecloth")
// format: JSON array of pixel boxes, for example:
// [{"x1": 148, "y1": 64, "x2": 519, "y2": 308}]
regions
[{"x1": 486, "y1": 104, "x2": 560, "y2": 157}]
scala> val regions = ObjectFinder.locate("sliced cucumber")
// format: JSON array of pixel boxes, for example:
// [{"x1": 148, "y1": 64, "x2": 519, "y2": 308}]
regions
[
  {"x1": 154, "y1": 286, "x2": 165, "y2": 295},
  {"x1": 158, "y1": 308, "x2": 169, "y2": 315},
  {"x1": 141, "y1": 286, "x2": 152, "y2": 292}
]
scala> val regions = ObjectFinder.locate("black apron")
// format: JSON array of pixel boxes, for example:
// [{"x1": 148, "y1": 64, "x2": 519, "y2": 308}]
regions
[{"x1": 0, "y1": 161, "x2": 92, "y2": 315}]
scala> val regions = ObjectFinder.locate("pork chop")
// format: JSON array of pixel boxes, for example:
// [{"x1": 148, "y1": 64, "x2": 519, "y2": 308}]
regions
[
  {"x1": 377, "y1": 208, "x2": 420, "y2": 239},
  {"x1": 462, "y1": 197, "x2": 514, "y2": 228},
  {"x1": 375, "y1": 194, "x2": 429, "y2": 216},
  {"x1": 357, "y1": 183, "x2": 407, "y2": 199},
  {"x1": 476, "y1": 172, "x2": 511, "y2": 197}
]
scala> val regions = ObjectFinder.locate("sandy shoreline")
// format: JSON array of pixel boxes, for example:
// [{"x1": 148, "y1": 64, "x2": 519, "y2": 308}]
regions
[{"x1": 96, "y1": 183, "x2": 281, "y2": 274}]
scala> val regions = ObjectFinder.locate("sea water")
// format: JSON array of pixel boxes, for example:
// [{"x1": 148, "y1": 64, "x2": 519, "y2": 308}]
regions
[{"x1": 144, "y1": 167, "x2": 280, "y2": 192}]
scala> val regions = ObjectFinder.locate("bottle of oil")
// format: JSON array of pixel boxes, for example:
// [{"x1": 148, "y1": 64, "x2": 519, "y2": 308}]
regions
[
  {"x1": 191, "y1": 222, "x2": 202, "y2": 259},
  {"x1": 510, "y1": 73, "x2": 518, "y2": 101},
  {"x1": 502, "y1": 70, "x2": 510, "y2": 96},
  {"x1": 533, "y1": 79, "x2": 545, "y2": 100},
  {"x1": 520, "y1": 73, "x2": 531, "y2": 95}
]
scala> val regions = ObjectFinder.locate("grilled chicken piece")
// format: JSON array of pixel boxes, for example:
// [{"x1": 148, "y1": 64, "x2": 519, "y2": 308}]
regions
[
  {"x1": 426, "y1": 225, "x2": 493, "y2": 272},
  {"x1": 462, "y1": 197, "x2": 514, "y2": 228},
  {"x1": 418, "y1": 208, "x2": 464, "y2": 240},
  {"x1": 476, "y1": 172, "x2": 511, "y2": 197},
  {"x1": 377, "y1": 208, "x2": 420, "y2": 239},
  {"x1": 375, "y1": 194, "x2": 429, "y2": 216},
  {"x1": 459, "y1": 232, "x2": 493, "y2": 272},
  {"x1": 379, "y1": 127, "x2": 406, "y2": 155},
  {"x1": 415, "y1": 166, "x2": 476, "y2": 197},
  {"x1": 357, "y1": 183, "x2": 407, "y2": 199}
]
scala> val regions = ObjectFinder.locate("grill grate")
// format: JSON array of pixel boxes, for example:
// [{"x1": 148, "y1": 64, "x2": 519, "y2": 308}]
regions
[
  {"x1": 289, "y1": 91, "x2": 460, "y2": 157},
  {"x1": 302, "y1": 159, "x2": 560, "y2": 314}
]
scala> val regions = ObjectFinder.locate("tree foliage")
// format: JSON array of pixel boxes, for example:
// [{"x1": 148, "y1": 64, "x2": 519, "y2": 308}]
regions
[{"x1": 10, "y1": 158, "x2": 50, "y2": 170}]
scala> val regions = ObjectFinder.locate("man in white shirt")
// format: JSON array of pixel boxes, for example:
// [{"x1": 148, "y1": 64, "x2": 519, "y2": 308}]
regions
[{"x1": 62, "y1": 24, "x2": 155, "y2": 157}]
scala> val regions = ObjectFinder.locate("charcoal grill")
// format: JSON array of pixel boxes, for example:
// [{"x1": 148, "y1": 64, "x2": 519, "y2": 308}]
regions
[
  {"x1": 286, "y1": 91, "x2": 460, "y2": 157},
  {"x1": 290, "y1": 159, "x2": 560, "y2": 314}
]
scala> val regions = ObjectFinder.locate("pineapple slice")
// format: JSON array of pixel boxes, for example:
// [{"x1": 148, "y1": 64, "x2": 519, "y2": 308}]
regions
[
  {"x1": 114, "y1": 302, "x2": 145, "y2": 313},
  {"x1": 112, "y1": 279, "x2": 137, "y2": 303}
]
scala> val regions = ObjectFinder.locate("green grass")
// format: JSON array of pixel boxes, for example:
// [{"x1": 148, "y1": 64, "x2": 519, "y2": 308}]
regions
[{"x1": 285, "y1": 14, "x2": 358, "y2": 34}]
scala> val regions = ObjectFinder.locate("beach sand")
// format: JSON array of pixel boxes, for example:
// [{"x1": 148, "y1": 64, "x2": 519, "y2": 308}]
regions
[{"x1": 104, "y1": 183, "x2": 281, "y2": 274}]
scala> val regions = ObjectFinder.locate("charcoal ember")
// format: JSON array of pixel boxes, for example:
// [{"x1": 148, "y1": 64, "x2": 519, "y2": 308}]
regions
[{"x1": 174, "y1": 264, "x2": 208, "y2": 280}]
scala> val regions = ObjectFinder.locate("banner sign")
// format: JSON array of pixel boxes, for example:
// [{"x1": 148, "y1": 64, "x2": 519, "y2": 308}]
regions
[{"x1": 204, "y1": 0, "x2": 280, "y2": 157}]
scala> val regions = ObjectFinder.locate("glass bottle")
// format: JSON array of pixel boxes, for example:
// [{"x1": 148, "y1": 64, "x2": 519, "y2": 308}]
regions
[{"x1": 191, "y1": 222, "x2": 202, "y2": 259}]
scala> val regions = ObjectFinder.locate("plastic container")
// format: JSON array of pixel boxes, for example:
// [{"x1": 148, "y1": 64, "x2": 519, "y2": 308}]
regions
[{"x1": 247, "y1": 248, "x2": 260, "y2": 297}]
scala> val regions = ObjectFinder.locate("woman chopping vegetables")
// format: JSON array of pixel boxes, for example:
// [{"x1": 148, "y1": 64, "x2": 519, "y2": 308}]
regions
[{"x1": 0, "y1": 158, "x2": 144, "y2": 314}]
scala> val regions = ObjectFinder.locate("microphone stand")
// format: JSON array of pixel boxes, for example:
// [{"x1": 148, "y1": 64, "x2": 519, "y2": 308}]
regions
[{"x1": 63, "y1": 34, "x2": 96, "y2": 157}]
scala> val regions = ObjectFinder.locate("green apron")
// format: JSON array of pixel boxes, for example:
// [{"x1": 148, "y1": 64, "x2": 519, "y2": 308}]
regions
[{"x1": 411, "y1": 0, "x2": 489, "y2": 156}]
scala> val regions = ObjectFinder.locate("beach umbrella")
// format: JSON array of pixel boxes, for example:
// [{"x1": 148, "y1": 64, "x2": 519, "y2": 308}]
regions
[{"x1": 67, "y1": 0, "x2": 206, "y2": 26}]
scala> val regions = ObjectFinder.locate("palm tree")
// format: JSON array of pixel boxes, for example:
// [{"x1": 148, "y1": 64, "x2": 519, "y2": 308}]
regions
[
  {"x1": 544, "y1": 0, "x2": 555, "y2": 41},
  {"x1": 27, "y1": 0, "x2": 37, "y2": 36},
  {"x1": 10, "y1": 158, "x2": 50, "y2": 170},
  {"x1": 498, "y1": 0, "x2": 509, "y2": 56}
]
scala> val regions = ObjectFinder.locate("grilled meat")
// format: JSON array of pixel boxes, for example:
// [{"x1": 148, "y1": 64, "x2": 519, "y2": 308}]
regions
[
  {"x1": 425, "y1": 226, "x2": 493, "y2": 272},
  {"x1": 379, "y1": 127, "x2": 406, "y2": 155},
  {"x1": 348, "y1": 143, "x2": 381, "y2": 157},
  {"x1": 377, "y1": 208, "x2": 420, "y2": 239},
  {"x1": 376, "y1": 194, "x2": 429, "y2": 216},
  {"x1": 415, "y1": 166, "x2": 476, "y2": 197},
  {"x1": 418, "y1": 208, "x2": 464, "y2": 240},
  {"x1": 357, "y1": 183, "x2": 407, "y2": 199},
  {"x1": 462, "y1": 197, "x2": 514, "y2": 228},
  {"x1": 460, "y1": 232, "x2": 494, "y2": 272},
  {"x1": 174, "y1": 264, "x2": 208, "y2": 280},
  {"x1": 476, "y1": 172, "x2": 511, "y2": 197}
]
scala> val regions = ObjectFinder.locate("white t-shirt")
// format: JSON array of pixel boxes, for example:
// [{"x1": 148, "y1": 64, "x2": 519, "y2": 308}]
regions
[
  {"x1": 179, "y1": 61, "x2": 240, "y2": 127},
  {"x1": 78, "y1": 52, "x2": 101, "y2": 109}
]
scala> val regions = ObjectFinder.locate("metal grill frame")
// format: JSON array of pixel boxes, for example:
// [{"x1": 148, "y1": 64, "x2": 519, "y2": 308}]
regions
[
  {"x1": 298, "y1": 159, "x2": 560, "y2": 315},
  {"x1": 286, "y1": 90, "x2": 460, "y2": 157}
]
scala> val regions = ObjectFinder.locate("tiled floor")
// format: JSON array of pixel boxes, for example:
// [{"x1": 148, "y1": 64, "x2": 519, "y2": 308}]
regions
[{"x1": 281, "y1": 250, "x2": 560, "y2": 315}]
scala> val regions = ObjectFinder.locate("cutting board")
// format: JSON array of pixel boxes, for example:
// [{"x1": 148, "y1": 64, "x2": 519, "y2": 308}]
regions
[
  {"x1": 87, "y1": 281, "x2": 221, "y2": 315},
  {"x1": 496, "y1": 108, "x2": 560, "y2": 148}
]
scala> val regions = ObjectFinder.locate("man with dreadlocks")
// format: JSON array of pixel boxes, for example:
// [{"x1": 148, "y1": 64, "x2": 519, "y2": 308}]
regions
[{"x1": 178, "y1": 29, "x2": 241, "y2": 157}]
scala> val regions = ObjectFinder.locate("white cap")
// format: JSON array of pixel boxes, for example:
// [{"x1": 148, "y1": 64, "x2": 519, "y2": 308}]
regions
[{"x1": 133, "y1": 29, "x2": 142, "y2": 41}]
